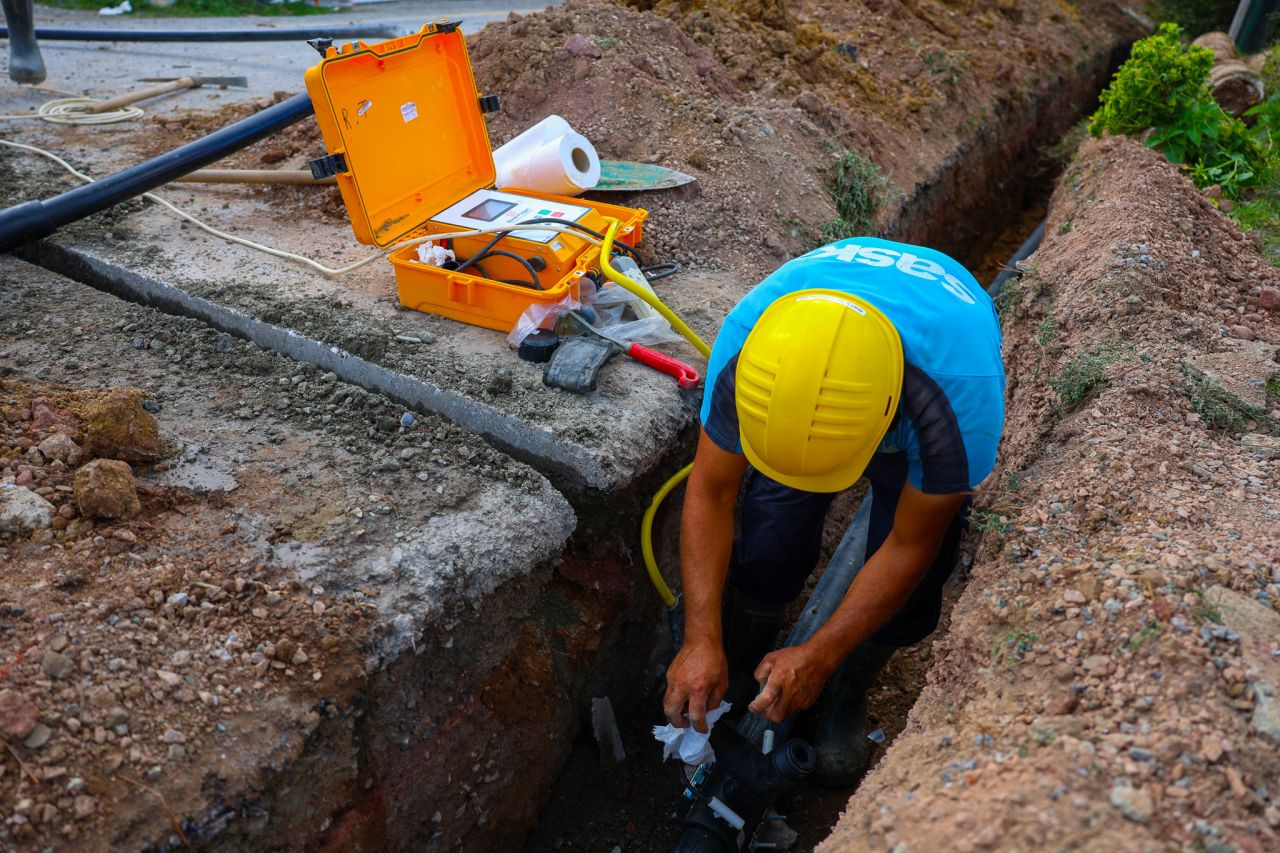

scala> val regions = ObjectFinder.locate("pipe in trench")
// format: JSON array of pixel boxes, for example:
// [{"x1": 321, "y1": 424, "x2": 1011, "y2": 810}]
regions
[
  {"x1": 0, "y1": 93, "x2": 314, "y2": 254},
  {"x1": 987, "y1": 220, "x2": 1046, "y2": 297},
  {"x1": 0, "y1": 24, "x2": 403, "y2": 41}
]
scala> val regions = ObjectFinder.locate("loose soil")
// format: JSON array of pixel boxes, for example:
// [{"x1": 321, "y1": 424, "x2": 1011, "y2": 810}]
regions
[{"x1": 823, "y1": 137, "x2": 1280, "y2": 851}]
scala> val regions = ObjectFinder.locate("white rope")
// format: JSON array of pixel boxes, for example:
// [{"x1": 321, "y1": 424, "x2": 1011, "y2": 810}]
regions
[
  {"x1": 0, "y1": 97, "x2": 144, "y2": 125},
  {"x1": 0, "y1": 137, "x2": 600, "y2": 277}
]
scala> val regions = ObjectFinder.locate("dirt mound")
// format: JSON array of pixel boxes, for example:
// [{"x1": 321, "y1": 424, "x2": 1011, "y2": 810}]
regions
[{"x1": 822, "y1": 136, "x2": 1280, "y2": 851}]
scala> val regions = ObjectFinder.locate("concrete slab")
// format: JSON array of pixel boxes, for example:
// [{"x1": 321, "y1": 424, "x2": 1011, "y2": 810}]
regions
[
  {"x1": 0, "y1": 137, "x2": 727, "y2": 496},
  {"x1": 0, "y1": 254, "x2": 584, "y2": 848}
]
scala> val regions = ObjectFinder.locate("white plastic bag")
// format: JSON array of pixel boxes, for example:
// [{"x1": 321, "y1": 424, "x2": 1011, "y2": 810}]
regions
[
  {"x1": 506, "y1": 290, "x2": 581, "y2": 348},
  {"x1": 652, "y1": 702, "x2": 731, "y2": 765}
]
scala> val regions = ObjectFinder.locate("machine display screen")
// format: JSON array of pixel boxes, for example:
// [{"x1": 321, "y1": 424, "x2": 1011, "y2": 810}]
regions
[{"x1": 461, "y1": 198, "x2": 517, "y2": 222}]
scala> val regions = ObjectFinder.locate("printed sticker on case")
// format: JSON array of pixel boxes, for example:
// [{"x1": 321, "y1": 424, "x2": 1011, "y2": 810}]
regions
[
  {"x1": 357, "y1": 99, "x2": 373, "y2": 117},
  {"x1": 400, "y1": 101, "x2": 418, "y2": 123}
]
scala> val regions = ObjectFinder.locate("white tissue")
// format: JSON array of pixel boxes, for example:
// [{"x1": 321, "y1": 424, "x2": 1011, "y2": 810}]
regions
[
  {"x1": 99, "y1": 0, "x2": 131, "y2": 14},
  {"x1": 415, "y1": 241, "x2": 455, "y2": 267},
  {"x1": 652, "y1": 701, "x2": 731, "y2": 765}
]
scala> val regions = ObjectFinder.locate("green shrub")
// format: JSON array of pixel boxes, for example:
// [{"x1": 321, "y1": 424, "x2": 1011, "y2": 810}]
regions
[
  {"x1": 820, "y1": 149, "x2": 890, "y2": 239},
  {"x1": 1090, "y1": 23, "x2": 1265, "y2": 200},
  {"x1": 1050, "y1": 345, "x2": 1122, "y2": 411}
]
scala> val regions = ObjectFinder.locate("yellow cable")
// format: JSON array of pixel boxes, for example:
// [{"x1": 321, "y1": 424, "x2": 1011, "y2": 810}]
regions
[
  {"x1": 599, "y1": 217, "x2": 710, "y2": 359},
  {"x1": 597, "y1": 217, "x2": 712, "y2": 610}
]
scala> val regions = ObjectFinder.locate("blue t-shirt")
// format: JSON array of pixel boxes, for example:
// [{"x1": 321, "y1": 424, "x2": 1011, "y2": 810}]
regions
[{"x1": 701, "y1": 237, "x2": 1005, "y2": 494}]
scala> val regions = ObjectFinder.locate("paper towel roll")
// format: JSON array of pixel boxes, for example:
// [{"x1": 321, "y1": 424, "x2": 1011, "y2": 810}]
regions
[{"x1": 493, "y1": 116, "x2": 601, "y2": 196}]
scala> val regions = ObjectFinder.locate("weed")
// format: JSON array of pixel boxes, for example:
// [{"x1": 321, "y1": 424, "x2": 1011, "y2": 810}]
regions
[
  {"x1": 993, "y1": 628, "x2": 1037, "y2": 667},
  {"x1": 971, "y1": 509, "x2": 1010, "y2": 536},
  {"x1": 1050, "y1": 345, "x2": 1122, "y2": 411},
  {"x1": 1127, "y1": 620, "x2": 1164, "y2": 653},
  {"x1": 593, "y1": 36, "x2": 620, "y2": 50},
  {"x1": 993, "y1": 272, "x2": 1024, "y2": 319},
  {"x1": 1181, "y1": 367, "x2": 1277, "y2": 433},
  {"x1": 1004, "y1": 471, "x2": 1021, "y2": 493},
  {"x1": 820, "y1": 149, "x2": 890, "y2": 241},
  {"x1": 1044, "y1": 119, "x2": 1089, "y2": 166},
  {"x1": 1057, "y1": 220, "x2": 1073, "y2": 235},
  {"x1": 922, "y1": 47, "x2": 968, "y2": 86},
  {"x1": 1268, "y1": 377, "x2": 1280, "y2": 404},
  {"x1": 1190, "y1": 590, "x2": 1223, "y2": 625}
]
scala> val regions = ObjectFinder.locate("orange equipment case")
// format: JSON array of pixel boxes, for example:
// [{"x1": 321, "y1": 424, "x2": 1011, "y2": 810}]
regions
[{"x1": 303, "y1": 22, "x2": 647, "y2": 333}]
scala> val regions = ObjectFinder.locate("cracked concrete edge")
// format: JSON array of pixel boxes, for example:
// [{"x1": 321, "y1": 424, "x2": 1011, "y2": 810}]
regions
[{"x1": 14, "y1": 239, "x2": 616, "y2": 496}]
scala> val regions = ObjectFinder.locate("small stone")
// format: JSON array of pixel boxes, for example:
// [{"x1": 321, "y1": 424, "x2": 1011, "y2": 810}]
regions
[
  {"x1": 1229, "y1": 324, "x2": 1256, "y2": 341},
  {"x1": 41, "y1": 650, "x2": 73, "y2": 680},
  {"x1": 1241, "y1": 433, "x2": 1280, "y2": 460},
  {"x1": 274, "y1": 639, "x2": 297, "y2": 663},
  {"x1": 1063, "y1": 589, "x2": 1086, "y2": 605},
  {"x1": 400, "y1": 412, "x2": 415, "y2": 428},
  {"x1": 1109, "y1": 784, "x2": 1153, "y2": 822},
  {"x1": 67, "y1": 777, "x2": 85, "y2": 793},
  {"x1": 1201, "y1": 735, "x2": 1225, "y2": 763},
  {"x1": 79, "y1": 388, "x2": 164, "y2": 462},
  {"x1": 1045, "y1": 692, "x2": 1079, "y2": 716},
  {"x1": 0, "y1": 485, "x2": 55, "y2": 533},
  {"x1": 0, "y1": 690, "x2": 39, "y2": 740},
  {"x1": 1260, "y1": 286, "x2": 1280, "y2": 311},
  {"x1": 166, "y1": 592, "x2": 188, "y2": 607},
  {"x1": 563, "y1": 34, "x2": 602, "y2": 58},
  {"x1": 166, "y1": 744, "x2": 186, "y2": 762},
  {"x1": 155, "y1": 670, "x2": 182, "y2": 688},
  {"x1": 49, "y1": 634, "x2": 69, "y2": 653},
  {"x1": 73, "y1": 460, "x2": 140, "y2": 521},
  {"x1": 170, "y1": 650, "x2": 191, "y2": 667},
  {"x1": 37, "y1": 433, "x2": 80, "y2": 465},
  {"x1": 23, "y1": 723, "x2": 52, "y2": 749},
  {"x1": 161, "y1": 728, "x2": 185, "y2": 744},
  {"x1": 72, "y1": 795, "x2": 96, "y2": 818},
  {"x1": 291, "y1": 648, "x2": 308, "y2": 666}
]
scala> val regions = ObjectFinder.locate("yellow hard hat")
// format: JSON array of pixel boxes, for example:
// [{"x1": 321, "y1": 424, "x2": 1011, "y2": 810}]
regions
[{"x1": 736, "y1": 289, "x2": 903, "y2": 492}]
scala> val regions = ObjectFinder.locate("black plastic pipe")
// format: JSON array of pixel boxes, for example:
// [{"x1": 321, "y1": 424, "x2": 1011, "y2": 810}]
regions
[
  {"x1": 0, "y1": 92, "x2": 314, "y2": 254},
  {"x1": 987, "y1": 219, "x2": 1046, "y2": 297},
  {"x1": 0, "y1": 23, "x2": 402, "y2": 41}
]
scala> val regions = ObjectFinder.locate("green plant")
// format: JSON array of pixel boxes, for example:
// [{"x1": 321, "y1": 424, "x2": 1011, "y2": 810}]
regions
[
  {"x1": 922, "y1": 47, "x2": 968, "y2": 86},
  {"x1": 1127, "y1": 620, "x2": 1164, "y2": 653},
  {"x1": 993, "y1": 628, "x2": 1037, "y2": 667},
  {"x1": 1181, "y1": 367, "x2": 1277, "y2": 433},
  {"x1": 820, "y1": 149, "x2": 890, "y2": 240},
  {"x1": 1090, "y1": 24, "x2": 1265, "y2": 200},
  {"x1": 1268, "y1": 377, "x2": 1280, "y2": 403},
  {"x1": 971, "y1": 509, "x2": 1010, "y2": 536},
  {"x1": 1050, "y1": 345, "x2": 1122, "y2": 411}
]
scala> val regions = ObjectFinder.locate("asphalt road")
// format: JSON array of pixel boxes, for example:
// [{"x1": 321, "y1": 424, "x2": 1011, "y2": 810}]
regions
[{"x1": 3, "y1": 1, "x2": 559, "y2": 116}]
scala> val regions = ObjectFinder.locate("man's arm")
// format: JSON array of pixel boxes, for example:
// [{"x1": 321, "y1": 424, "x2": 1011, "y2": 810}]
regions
[
  {"x1": 662, "y1": 429, "x2": 748, "y2": 732},
  {"x1": 748, "y1": 484, "x2": 965, "y2": 722}
]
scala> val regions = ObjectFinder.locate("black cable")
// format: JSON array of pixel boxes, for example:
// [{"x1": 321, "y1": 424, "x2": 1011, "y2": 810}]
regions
[
  {"x1": 2, "y1": 24, "x2": 403, "y2": 42},
  {"x1": 519, "y1": 217, "x2": 645, "y2": 264},
  {"x1": 677, "y1": 761, "x2": 711, "y2": 803},
  {"x1": 643, "y1": 262, "x2": 680, "y2": 282},
  {"x1": 454, "y1": 231, "x2": 509, "y2": 274},
  {"x1": 471, "y1": 249, "x2": 540, "y2": 289}
]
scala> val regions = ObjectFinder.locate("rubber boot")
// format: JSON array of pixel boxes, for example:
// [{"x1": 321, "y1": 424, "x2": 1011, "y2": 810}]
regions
[
  {"x1": 720, "y1": 584, "x2": 787, "y2": 710},
  {"x1": 803, "y1": 640, "x2": 895, "y2": 787},
  {"x1": 3, "y1": 0, "x2": 46, "y2": 85}
]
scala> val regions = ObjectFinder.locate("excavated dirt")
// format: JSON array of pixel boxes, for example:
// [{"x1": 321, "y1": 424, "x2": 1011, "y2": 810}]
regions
[{"x1": 822, "y1": 137, "x2": 1280, "y2": 851}]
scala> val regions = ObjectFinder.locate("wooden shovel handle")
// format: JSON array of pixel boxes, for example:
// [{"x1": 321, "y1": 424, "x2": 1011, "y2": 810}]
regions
[{"x1": 86, "y1": 76, "x2": 195, "y2": 114}]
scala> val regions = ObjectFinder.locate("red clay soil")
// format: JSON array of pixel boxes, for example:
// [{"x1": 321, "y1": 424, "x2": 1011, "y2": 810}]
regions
[{"x1": 821, "y1": 136, "x2": 1280, "y2": 851}]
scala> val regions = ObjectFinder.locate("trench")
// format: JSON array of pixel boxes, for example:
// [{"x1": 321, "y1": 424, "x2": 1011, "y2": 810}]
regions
[
  {"x1": 2, "y1": 25, "x2": 1128, "y2": 853},
  {"x1": 522, "y1": 88, "x2": 1100, "y2": 853}
]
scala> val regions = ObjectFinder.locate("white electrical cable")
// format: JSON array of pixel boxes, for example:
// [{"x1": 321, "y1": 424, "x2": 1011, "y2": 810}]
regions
[
  {"x1": 0, "y1": 97, "x2": 144, "y2": 126},
  {"x1": 0, "y1": 137, "x2": 602, "y2": 277}
]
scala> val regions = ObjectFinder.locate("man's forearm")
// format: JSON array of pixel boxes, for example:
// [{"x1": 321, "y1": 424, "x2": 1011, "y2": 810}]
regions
[
  {"x1": 678, "y1": 481, "x2": 738, "y2": 647},
  {"x1": 804, "y1": 535, "x2": 938, "y2": 665}
]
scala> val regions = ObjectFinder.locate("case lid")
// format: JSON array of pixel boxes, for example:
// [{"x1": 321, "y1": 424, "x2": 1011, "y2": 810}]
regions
[{"x1": 304, "y1": 23, "x2": 497, "y2": 248}]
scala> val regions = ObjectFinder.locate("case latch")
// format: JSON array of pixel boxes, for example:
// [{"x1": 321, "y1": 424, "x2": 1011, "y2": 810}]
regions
[
  {"x1": 436, "y1": 20, "x2": 461, "y2": 33},
  {"x1": 478, "y1": 94, "x2": 501, "y2": 114},
  {"x1": 308, "y1": 153, "x2": 348, "y2": 180}
]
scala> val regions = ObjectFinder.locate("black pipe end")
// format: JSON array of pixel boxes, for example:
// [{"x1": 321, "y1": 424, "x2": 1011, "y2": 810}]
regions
[{"x1": 0, "y1": 201, "x2": 56, "y2": 255}]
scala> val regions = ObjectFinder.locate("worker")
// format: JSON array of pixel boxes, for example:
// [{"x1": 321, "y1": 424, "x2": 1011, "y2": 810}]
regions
[{"x1": 662, "y1": 237, "x2": 1005, "y2": 785}]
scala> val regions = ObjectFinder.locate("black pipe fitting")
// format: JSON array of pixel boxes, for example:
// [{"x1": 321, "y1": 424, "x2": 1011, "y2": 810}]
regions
[
  {"x1": 0, "y1": 24, "x2": 403, "y2": 42},
  {"x1": 0, "y1": 93, "x2": 315, "y2": 255}
]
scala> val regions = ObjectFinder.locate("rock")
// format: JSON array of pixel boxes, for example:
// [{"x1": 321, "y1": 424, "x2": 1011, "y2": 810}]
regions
[
  {"x1": 155, "y1": 670, "x2": 181, "y2": 688},
  {"x1": 73, "y1": 460, "x2": 140, "y2": 520},
  {"x1": 1063, "y1": 589, "x2": 1086, "y2": 605},
  {"x1": 1076, "y1": 576, "x2": 1099, "y2": 601},
  {"x1": 291, "y1": 648, "x2": 309, "y2": 666},
  {"x1": 1044, "y1": 692, "x2": 1079, "y2": 716},
  {"x1": 23, "y1": 723, "x2": 52, "y2": 749},
  {"x1": 104, "y1": 706, "x2": 129, "y2": 728},
  {"x1": 1200, "y1": 734, "x2": 1225, "y2": 763},
  {"x1": 161, "y1": 728, "x2": 185, "y2": 744},
  {"x1": 1241, "y1": 433, "x2": 1280, "y2": 460},
  {"x1": 72, "y1": 796, "x2": 96, "y2": 818},
  {"x1": 0, "y1": 485, "x2": 54, "y2": 533},
  {"x1": 40, "y1": 650, "x2": 73, "y2": 680},
  {"x1": 76, "y1": 388, "x2": 165, "y2": 463},
  {"x1": 1205, "y1": 586, "x2": 1280, "y2": 745},
  {"x1": 1261, "y1": 286, "x2": 1280, "y2": 311},
  {"x1": 36, "y1": 433, "x2": 80, "y2": 465},
  {"x1": 563, "y1": 34, "x2": 602, "y2": 58},
  {"x1": 166, "y1": 592, "x2": 188, "y2": 607},
  {"x1": 1109, "y1": 784, "x2": 1153, "y2": 822},
  {"x1": 0, "y1": 690, "x2": 39, "y2": 740}
]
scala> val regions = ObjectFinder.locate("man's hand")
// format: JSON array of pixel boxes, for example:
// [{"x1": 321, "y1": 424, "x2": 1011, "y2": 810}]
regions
[
  {"x1": 663, "y1": 640, "x2": 729, "y2": 733},
  {"x1": 747, "y1": 642, "x2": 838, "y2": 723}
]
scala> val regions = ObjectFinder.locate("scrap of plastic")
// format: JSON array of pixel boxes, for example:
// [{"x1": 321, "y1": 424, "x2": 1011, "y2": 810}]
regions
[
  {"x1": 98, "y1": 0, "x2": 131, "y2": 14},
  {"x1": 592, "y1": 257, "x2": 681, "y2": 345},
  {"x1": 506, "y1": 289, "x2": 582, "y2": 348},
  {"x1": 414, "y1": 241, "x2": 455, "y2": 267},
  {"x1": 598, "y1": 315, "x2": 683, "y2": 346},
  {"x1": 652, "y1": 701, "x2": 731, "y2": 765}
]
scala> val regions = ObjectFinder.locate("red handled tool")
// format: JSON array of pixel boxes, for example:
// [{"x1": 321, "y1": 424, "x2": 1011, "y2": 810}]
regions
[{"x1": 568, "y1": 311, "x2": 701, "y2": 389}]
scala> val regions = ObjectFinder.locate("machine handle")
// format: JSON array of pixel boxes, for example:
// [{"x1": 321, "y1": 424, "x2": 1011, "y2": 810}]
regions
[
  {"x1": 626, "y1": 344, "x2": 700, "y2": 389},
  {"x1": 86, "y1": 77, "x2": 195, "y2": 114}
]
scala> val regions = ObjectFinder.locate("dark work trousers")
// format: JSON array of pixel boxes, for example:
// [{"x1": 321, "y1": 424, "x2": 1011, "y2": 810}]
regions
[{"x1": 726, "y1": 452, "x2": 967, "y2": 648}]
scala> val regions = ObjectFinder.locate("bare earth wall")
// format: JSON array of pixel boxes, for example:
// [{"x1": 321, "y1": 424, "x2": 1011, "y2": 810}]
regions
[{"x1": 822, "y1": 137, "x2": 1280, "y2": 852}]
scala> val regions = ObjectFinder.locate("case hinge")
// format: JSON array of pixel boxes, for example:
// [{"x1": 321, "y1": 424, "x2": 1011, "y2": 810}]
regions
[
  {"x1": 307, "y1": 153, "x2": 348, "y2": 180},
  {"x1": 435, "y1": 20, "x2": 461, "y2": 33},
  {"x1": 306, "y1": 37, "x2": 333, "y2": 57},
  {"x1": 478, "y1": 94, "x2": 501, "y2": 114}
]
